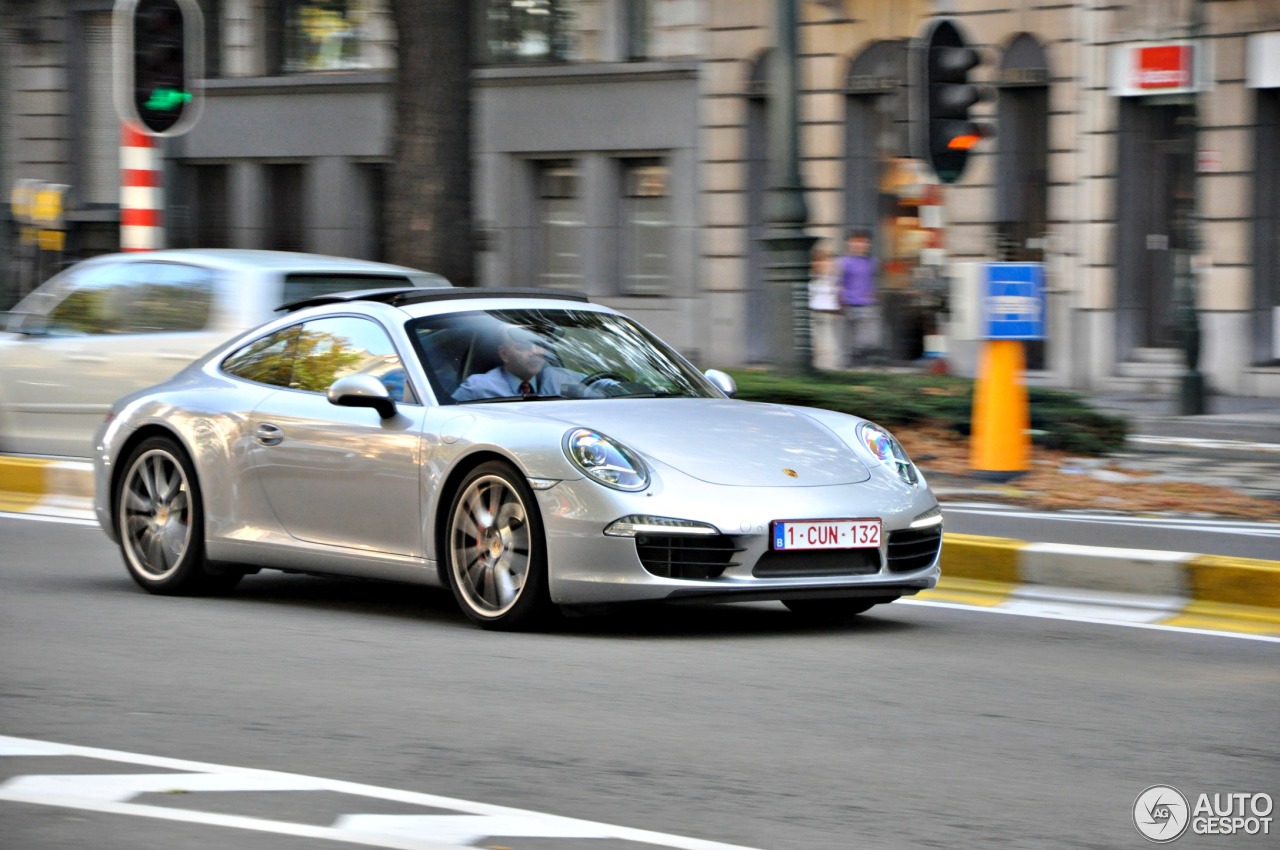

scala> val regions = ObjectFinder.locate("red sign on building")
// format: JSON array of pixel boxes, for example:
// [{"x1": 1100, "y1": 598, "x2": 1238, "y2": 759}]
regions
[
  {"x1": 1134, "y1": 45, "x2": 1193, "y2": 89},
  {"x1": 1112, "y1": 41, "x2": 1206, "y2": 97}
]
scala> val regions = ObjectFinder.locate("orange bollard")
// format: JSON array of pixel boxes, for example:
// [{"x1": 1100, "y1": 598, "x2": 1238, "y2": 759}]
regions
[{"x1": 970, "y1": 339, "x2": 1030, "y2": 480}]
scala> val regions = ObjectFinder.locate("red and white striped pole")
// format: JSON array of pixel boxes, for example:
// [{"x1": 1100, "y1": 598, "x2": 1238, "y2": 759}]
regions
[{"x1": 120, "y1": 123, "x2": 163, "y2": 251}]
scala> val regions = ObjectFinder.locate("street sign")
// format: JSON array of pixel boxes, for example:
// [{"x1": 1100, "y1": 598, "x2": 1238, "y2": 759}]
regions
[{"x1": 982, "y1": 262, "x2": 1044, "y2": 340}]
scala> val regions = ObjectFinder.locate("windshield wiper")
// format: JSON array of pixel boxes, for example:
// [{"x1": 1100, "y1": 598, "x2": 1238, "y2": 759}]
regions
[
  {"x1": 456, "y1": 394, "x2": 569, "y2": 405},
  {"x1": 610, "y1": 390, "x2": 689, "y2": 399}
]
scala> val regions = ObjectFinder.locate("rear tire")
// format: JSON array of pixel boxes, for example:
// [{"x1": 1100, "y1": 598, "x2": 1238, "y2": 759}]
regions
[
  {"x1": 114, "y1": 436, "x2": 240, "y2": 596},
  {"x1": 445, "y1": 461, "x2": 552, "y2": 630},
  {"x1": 782, "y1": 597, "x2": 893, "y2": 621}
]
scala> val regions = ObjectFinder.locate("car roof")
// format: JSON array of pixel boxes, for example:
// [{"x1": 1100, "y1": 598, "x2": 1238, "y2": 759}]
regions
[
  {"x1": 279, "y1": 287, "x2": 591, "y2": 313},
  {"x1": 83, "y1": 248, "x2": 441, "y2": 277}
]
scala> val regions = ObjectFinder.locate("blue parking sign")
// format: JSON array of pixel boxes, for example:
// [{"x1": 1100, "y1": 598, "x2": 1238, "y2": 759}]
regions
[{"x1": 982, "y1": 262, "x2": 1045, "y2": 340}]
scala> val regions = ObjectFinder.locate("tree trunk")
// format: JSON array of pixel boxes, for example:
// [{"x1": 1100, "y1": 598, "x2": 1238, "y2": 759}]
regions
[{"x1": 386, "y1": 0, "x2": 474, "y2": 287}]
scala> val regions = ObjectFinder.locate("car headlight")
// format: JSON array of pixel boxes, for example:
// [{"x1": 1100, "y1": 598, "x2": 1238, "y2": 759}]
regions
[
  {"x1": 857, "y1": 422, "x2": 919, "y2": 486},
  {"x1": 563, "y1": 428, "x2": 649, "y2": 491}
]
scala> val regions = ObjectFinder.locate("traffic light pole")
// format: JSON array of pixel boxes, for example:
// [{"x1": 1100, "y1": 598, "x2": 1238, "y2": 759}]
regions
[
  {"x1": 762, "y1": 0, "x2": 817, "y2": 375},
  {"x1": 1173, "y1": 0, "x2": 1206, "y2": 415}
]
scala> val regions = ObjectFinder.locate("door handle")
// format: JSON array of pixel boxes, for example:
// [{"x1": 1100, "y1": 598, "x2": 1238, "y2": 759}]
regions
[
  {"x1": 255, "y1": 423, "x2": 284, "y2": 446},
  {"x1": 65, "y1": 354, "x2": 108, "y2": 363}
]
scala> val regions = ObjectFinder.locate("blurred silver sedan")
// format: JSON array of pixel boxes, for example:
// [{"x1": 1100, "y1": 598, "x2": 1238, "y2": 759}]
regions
[
  {"x1": 93, "y1": 288, "x2": 942, "y2": 629},
  {"x1": 0, "y1": 249, "x2": 448, "y2": 457}
]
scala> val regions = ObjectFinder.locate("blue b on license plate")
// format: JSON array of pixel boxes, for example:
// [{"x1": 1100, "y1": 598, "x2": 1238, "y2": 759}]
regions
[{"x1": 771, "y1": 519, "x2": 881, "y2": 551}]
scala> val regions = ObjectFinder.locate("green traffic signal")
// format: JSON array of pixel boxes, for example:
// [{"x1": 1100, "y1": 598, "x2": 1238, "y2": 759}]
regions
[{"x1": 143, "y1": 88, "x2": 193, "y2": 112}]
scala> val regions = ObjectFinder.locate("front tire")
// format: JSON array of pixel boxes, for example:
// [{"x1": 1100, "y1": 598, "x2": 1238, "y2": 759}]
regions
[
  {"x1": 114, "y1": 436, "x2": 240, "y2": 596},
  {"x1": 445, "y1": 461, "x2": 551, "y2": 630}
]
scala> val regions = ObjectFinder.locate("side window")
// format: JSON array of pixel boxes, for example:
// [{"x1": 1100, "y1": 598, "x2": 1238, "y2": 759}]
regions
[
  {"x1": 119, "y1": 263, "x2": 214, "y2": 333},
  {"x1": 281, "y1": 274, "x2": 412, "y2": 306},
  {"x1": 45, "y1": 264, "x2": 132, "y2": 335},
  {"x1": 43, "y1": 262, "x2": 213, "y2": 335},
  {"x1": 291, "y1": 316, "x2": 416, "y2": 403},
  {"x1": 221, "y1": 326, "x2": 301, "y2": 388}
]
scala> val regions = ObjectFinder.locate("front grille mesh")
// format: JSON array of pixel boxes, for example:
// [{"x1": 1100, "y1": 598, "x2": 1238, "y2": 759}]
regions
[
  {"x1": 635, "y1": 534, "x2": 743, "y2": 580},
  {"x1": 887, "y1": 525, "x2": 943, "y2": 573},
  {"x1": 752, "y1": 548, "x2": 881, "y2": 578}
]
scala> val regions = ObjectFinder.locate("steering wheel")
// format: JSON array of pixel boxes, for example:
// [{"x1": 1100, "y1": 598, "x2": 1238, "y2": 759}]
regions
[{"x1": 582, "y1": 371, "x2": 627, "y2": 387}]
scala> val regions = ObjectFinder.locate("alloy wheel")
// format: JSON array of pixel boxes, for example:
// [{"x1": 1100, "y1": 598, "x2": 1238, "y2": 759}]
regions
[
  {"x1": 120, "y1": 448, "x2": 193, "y2": 581},
  {"x1": 449, "y1": 473, "x2": 532, "y2": 618}
]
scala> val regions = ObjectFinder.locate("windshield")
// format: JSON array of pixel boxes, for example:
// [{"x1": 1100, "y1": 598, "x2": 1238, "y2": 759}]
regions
[{"x1": 407, "y1": 308, "x2": 718, "y2": 405}]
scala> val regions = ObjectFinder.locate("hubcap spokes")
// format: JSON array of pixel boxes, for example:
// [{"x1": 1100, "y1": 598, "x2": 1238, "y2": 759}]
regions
[
  {"x1": 453, "y1": 476, "x2": 529, "y2": 616},
  {"x1": 122, "y1": 451, "x2": 192, "y2": 579}
]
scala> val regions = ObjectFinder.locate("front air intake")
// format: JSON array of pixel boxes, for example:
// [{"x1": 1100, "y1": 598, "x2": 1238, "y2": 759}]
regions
[
  {"x1": 635, "y1": 534, "x2": 743, "y2": 580},
  {"x1": 887, "y1": 525, "x2": 943, "y2": 572}
]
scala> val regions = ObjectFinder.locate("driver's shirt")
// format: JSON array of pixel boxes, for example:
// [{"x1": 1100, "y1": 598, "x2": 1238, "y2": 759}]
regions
[{"x1": 453, "y1": 366, "x2": 587, "y2": 402}]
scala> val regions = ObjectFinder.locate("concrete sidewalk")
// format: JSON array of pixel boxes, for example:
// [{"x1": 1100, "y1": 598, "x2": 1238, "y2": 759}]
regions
[{"x1": 3, "y1": 453, "x2": 1277, "y2": 637}]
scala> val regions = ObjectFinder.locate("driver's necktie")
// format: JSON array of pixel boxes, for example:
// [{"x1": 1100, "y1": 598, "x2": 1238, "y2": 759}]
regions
[{"x1": 519, "y1": 380, "x2": 534, "y2": 398}]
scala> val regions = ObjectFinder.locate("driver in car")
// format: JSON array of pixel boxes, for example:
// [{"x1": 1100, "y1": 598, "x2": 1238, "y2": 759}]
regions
[{"x1": 452, "y1": 325, "x2": 617, "y2": 402}]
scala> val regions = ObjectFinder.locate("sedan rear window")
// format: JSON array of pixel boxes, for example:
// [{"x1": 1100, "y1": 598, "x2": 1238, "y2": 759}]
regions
[{"x1": 282, "y1": 274, "x2": 415, "y2": 305}]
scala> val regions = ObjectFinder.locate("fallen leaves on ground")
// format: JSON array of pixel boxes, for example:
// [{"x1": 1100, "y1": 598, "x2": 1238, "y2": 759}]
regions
[{"x1": 897, "y1": 424, "x2": 1278, "y2": 521}]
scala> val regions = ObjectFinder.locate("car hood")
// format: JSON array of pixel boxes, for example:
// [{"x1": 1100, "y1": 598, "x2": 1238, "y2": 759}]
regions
[{"x1": 513, "y1": 398, "x2": 872, "y2": 487}]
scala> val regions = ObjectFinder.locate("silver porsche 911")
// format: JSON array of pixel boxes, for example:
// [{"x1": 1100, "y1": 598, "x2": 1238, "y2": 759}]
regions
[{"x1": 93, "y1": 288, "x2": 942, "y2": 630}]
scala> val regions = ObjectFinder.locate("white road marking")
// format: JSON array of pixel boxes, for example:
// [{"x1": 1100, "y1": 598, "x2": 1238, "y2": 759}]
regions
[
  {"x1": 903, "y1": 599, "x2": 1280, "y2": 643},
  {"x1": 0, "y1": 510, "x2": 99, "y2": 527},
  {"x1": 0, "y1": 735, "x2": 768, "y2": 850},
  {"x1": 1128, "y1": 434, "x2": 1280, "y2": 453},
  {"x1": 942, "y1": 504, "x2": 1280, "y2": 536},
  {"x1": 2, "y1": 771, "x2": 332, "y2": 801},
  {"x1": 336, "y1": 814, "x2": 618, "y2": 844}
]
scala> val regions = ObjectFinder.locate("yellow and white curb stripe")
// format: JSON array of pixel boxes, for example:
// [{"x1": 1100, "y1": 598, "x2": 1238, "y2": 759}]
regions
[
  {"x1": 0, "y1": 457, "x2": 95, "y2": 520},
  {"x1": 924, "y1": 533, "x2": 1280, "y2": 637}
]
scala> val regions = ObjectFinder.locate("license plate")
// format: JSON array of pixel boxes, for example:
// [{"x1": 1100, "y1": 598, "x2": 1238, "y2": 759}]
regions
[{"x1": 771, "y1": 519, "x2": 881, "y2": 551}]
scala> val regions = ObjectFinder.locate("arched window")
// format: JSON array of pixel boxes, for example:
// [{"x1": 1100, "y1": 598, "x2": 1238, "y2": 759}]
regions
[
  {"x1": 1254, "y1": 86, "x2": 1280, "y2": 364},
  {"x1": 995, "y1": 33, "x2": 1050, "y2": 369},
  {"x1": 995, "y1": 34, "x2": 1050, "y2": 263},
  {"x1": 845, "y1": 40, "x2": 936, "y2": 362},
  {"x1": 843, "y1": 40, "x2": 909, "y2": 242}
]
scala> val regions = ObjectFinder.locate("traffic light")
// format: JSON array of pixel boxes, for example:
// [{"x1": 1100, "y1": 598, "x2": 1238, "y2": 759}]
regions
[
  {"x1": 921, "y1": 19, "x2": 984, "y2": 184},
  {"x1": 114, "y1": 0, "x2": 203, "y2": 136}
]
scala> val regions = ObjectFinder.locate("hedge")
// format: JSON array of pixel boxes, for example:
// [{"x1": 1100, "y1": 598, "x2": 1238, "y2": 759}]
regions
[{"x1": 726, "y1": 369, "x2": 1128, "y2": 456}]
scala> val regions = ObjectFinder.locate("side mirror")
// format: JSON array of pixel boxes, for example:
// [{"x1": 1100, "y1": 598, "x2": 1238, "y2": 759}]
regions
[
  {"x1": 704, "y1": 369, "x2": 737, "y2": 398},
  {"x1": 327, "y1": 374, "x2": 397, "y2": 419}
]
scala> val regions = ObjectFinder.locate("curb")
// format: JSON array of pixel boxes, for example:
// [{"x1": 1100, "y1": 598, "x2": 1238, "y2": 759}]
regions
[
  {"x1": 3, "y1": 457, "x2": 1278, "y2": 635},
  {"x1": 928, "y1": 533, "x2": 1280, "y2": 637},
  {"x1": 0, "y1": 457, "x2": 95, "y2": 519}
]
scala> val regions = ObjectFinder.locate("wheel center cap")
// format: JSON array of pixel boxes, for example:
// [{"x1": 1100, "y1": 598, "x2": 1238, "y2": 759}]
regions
[
  {"x1": 485, "y1": 529, "x2": 503, "y2": 560},
  {"x1": 155, "y1": 506, "x2": 169, "y2": 525}
]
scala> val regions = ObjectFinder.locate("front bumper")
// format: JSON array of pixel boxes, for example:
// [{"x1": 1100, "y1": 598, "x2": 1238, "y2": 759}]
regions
[{"x1": 536, "y1": 468, "x2": 941, "y2": 606}]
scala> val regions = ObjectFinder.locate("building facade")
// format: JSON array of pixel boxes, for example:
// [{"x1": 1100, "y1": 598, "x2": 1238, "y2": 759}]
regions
[{"x1": 3, "y1": 0, "x2": 1279, "y2": 396}]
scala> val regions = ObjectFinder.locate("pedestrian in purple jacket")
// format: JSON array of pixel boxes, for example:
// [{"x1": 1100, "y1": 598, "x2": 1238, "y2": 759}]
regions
[{"x1": 838, "y1": 229, "x2": 881, "y2": 367}]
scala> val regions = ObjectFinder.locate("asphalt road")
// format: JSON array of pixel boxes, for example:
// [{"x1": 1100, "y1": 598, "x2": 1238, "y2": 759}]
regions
[{"x1": 2, "y1": 515, "x2": 1277, "y2": 850}]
